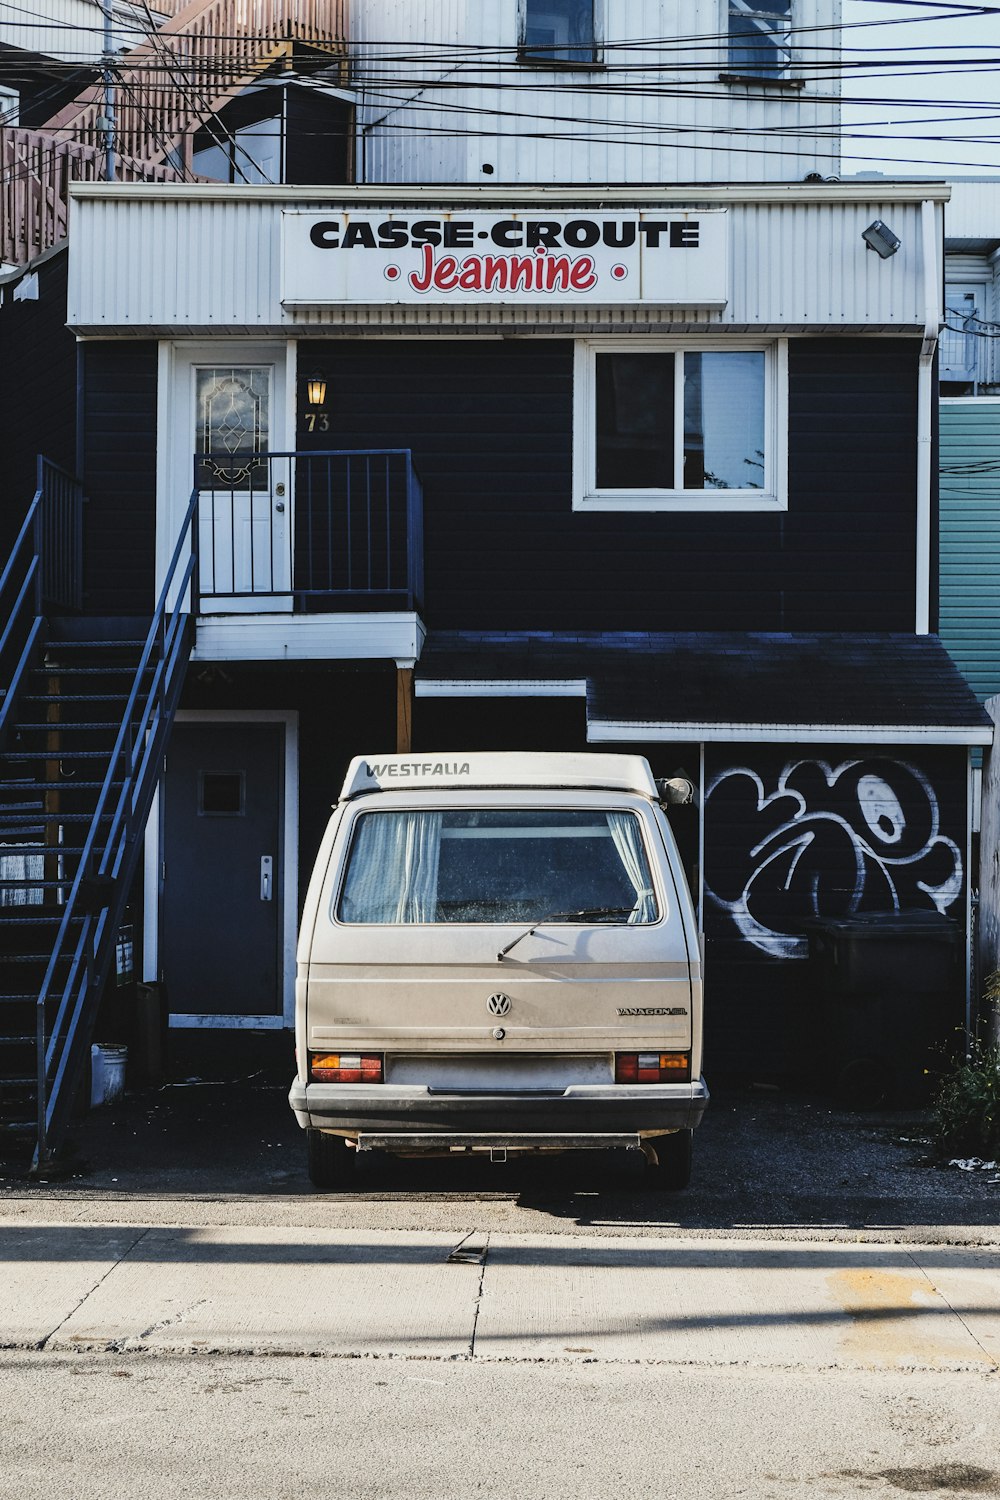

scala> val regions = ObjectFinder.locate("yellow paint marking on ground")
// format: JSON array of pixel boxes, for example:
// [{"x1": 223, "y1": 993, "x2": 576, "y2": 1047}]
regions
[{"x1": 828, "y1": 1268, "x2": 991, "y2": 1370}]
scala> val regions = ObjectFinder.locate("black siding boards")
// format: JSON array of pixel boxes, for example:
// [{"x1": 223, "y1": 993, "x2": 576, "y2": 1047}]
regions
[
  {"x1": 285, "y1": 89, "x2": 351, "y2": 185},
  {"x1": 0, "y1": 251, "x2": 77, "y2": 555},
  {"x1": 176, "y1": 663, "x2": 396, "y2": 911},
  {"x1": 81, "y1": 342, "x2": 158, "y2": 614},
  {"x1": 301, "y1": 338, "x2": 919, "y2": 632},
  {"x1": 785, "y1": 341, "x2": 918, "y2": 630},
  {"x1": 416, "y1": 696, "x2": 587, "y2": 754}
]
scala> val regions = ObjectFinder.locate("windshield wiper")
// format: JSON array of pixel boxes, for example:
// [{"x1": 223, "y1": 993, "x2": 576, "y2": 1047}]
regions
[{"x1": 497, "y1": 906, "x2": 634, "y2": 962}]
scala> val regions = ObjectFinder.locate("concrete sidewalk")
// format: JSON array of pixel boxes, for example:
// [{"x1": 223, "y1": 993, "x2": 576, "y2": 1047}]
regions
[{"x1": 3, "y1": 1220, "x2": 999, "y2": 1370}]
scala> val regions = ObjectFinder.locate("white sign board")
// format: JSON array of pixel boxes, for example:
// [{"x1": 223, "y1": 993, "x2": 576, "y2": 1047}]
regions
[{"x1": 281, "y1": 210, "x2": 729, "y2": 308}]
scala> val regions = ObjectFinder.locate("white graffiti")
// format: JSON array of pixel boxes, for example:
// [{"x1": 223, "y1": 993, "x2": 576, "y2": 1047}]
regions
[{"x1": 704, "y1": 758, "x2": 964, "y2": 959}]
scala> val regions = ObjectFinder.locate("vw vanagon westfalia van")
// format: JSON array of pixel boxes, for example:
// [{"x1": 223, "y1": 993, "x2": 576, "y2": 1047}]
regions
[{"x1": 289, "y1": 753, "x2": 707, "y2": 1188}]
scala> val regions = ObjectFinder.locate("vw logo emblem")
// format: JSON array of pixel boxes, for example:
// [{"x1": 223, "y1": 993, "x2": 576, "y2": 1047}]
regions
[{"x1": 487, "y1": 993, "x2": 512, "y2": 1017}]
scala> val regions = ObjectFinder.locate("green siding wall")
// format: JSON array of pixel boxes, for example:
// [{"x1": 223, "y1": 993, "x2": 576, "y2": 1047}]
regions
[{"x1": 940, "y1": 400, "x2": 1000, "y2": 703}]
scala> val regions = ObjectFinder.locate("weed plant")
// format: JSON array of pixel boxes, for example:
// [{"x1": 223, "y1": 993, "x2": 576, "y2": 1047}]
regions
[{"x1": 932, "y1": 1034, "x2": 1000, "y2": 1157}]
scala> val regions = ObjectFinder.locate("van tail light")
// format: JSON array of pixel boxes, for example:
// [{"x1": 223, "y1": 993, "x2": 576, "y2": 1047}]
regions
[
  {"x1": 615, "y1": 1052, "x2": 690, "y2": 1084},
  {"x1": 310, "y1": 1053, "x2": 384, "y2": 1084}
]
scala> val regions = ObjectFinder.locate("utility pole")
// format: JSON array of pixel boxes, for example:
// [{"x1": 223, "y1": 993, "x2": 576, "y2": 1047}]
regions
[{"x1": 100, "y1": 0, "x2": 116, "y2": 182}]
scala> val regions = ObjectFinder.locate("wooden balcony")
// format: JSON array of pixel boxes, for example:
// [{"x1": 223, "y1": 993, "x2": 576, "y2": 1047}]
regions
[
  {"x1": 1, "y1": 0, "x2": 347, "y2": 269},
  {"x1": 1, "y1": 127, "x2": 184, "y2": 268},
  {"x1": 42, "y1": 0, "x2": 347, "y2": 165}
]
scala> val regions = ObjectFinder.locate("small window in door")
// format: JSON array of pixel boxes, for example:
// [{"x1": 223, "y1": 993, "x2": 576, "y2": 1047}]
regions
[
  {"x1": 199, "y1": 771, "x2": 246, "y2": 816},
  {"x1": 196, "y1": 366, "x2": 270, "y2": 491}
]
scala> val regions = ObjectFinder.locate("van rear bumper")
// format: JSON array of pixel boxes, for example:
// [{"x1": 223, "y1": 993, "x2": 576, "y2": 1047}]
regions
[{"x1": 288, "y1": 1078, "x2": 709, "y2": 1137}]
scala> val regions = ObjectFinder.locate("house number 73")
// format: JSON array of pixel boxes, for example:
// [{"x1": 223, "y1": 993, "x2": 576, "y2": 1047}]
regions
[{"x1": 303, "y1": 412, "x2": 329, "y2": 432}]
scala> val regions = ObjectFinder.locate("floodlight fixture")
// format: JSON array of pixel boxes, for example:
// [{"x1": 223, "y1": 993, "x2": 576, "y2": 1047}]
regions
[{"x1": 861, "y1": 220, "x2": 900, "y2": 259}]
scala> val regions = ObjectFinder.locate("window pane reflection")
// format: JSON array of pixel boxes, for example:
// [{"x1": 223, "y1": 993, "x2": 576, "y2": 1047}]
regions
[
  {"x1": 729, "y1": 0, "x2": 793, "y2": 76},
  {"x1": 596, "y1": 353, "x2": 674, "y2": 490},
  {"x1": 338, "y1": 809, "x2": 658, "y2": 925},
  {"x1": 684, "y1": 352, "x2": 765, "y2": 491},
  {"x1": 523, "y1": 0, "x2": 597, "y2": 64}
]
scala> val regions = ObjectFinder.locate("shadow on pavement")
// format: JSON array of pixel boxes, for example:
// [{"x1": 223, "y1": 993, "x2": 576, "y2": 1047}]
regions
[{"x1": 1, "y1": 1069, "x2": 996, "y2": 1233}]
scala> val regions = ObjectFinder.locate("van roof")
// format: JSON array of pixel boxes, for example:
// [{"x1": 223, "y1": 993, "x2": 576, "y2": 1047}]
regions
[{"x1": 340, "y1": 753, "x2": 659, "y2": 800}]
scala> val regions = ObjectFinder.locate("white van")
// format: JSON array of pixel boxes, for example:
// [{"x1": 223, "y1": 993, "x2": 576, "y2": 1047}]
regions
[{"x1": 289, "y1": 752, "x2": 707, "y2": 1188}]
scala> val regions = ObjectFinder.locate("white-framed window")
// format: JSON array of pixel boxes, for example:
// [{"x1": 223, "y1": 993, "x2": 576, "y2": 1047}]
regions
[
  {"x1": 941, "y1": 282, "x2": 991, "y2": 388},
  {"x1": 573, "y1": 338, "x2": 788, "y2": 513},
  {"x1": 727, "y1": 0, "x2": 794, "y2": 78},
  {"x1": 519, "y1": 0, "x2": 601, "y2": 66}
]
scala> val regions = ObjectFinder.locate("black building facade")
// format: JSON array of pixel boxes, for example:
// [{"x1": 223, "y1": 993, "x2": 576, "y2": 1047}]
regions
[{"x1": 1, "y1": 181, "x2": 990, "y2": 1092}]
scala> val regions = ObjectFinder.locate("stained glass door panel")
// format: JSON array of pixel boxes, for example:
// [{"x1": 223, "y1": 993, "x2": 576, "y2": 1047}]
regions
[{"x1": 195, "y1": 366, "x2": 290, "y2": 601}]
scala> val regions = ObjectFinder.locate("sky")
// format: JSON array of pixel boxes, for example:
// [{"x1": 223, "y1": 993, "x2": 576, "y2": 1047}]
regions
[{"x1": 841, "y1": 0, "x2": 1000, "y2": 175}]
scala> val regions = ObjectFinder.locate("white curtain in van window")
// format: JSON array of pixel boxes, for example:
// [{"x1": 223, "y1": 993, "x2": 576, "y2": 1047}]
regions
[
  {"x1": 346, "y1": 812, "x2": 443, "y2": 922},
  {"x1": 605, "y1": 813, "x2": 656, "y2": 924}
]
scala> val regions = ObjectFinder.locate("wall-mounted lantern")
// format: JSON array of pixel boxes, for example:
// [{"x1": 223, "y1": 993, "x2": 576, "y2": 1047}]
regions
[{"x1": 306, "y1": 375, "x2": 327, "y2": 406}]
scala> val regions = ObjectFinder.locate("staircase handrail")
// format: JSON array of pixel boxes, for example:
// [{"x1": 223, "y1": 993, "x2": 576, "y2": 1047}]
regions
[
  {"x1": 41, "y1": 0, "x2": 346, "y2": 165},
  {"x1": 0, "y1": 459, "x2": 84, "y2": 751},
  {"x1": 35, "y1": 487, "x2": 200, "y2": 1169},
  {"x1": 0, "y1": 494, "x2": 43, "y2": 753}
]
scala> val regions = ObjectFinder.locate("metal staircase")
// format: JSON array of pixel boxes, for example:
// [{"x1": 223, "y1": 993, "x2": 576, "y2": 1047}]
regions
[{"x1": 0, "y1": 463, "x2": 198, "y2": 1172}]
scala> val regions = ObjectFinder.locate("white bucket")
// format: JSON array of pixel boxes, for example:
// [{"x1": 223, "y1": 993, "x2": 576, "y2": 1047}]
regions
[{"x1": 90, "y1": 1044, "x2": 128, "y2": 1107}]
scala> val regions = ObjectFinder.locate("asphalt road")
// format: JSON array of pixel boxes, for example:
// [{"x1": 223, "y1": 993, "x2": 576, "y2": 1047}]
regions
[{"x1": 3, "y1": 1351, "x2": 1000, "y2": 1500}]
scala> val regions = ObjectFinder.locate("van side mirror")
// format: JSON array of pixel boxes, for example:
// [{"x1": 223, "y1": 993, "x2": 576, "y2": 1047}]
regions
[{"x1": 656, "y1": 776, "x2": 696, "y2": 807}]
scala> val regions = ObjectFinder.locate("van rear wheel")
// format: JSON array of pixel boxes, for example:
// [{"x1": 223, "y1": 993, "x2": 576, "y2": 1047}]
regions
[
  {"x1": 645, "y1": 1129, "x2": 692, "y2": 1191},
  {"x1": 307, "y1": 1129, "x2": 353, "y2": 1189}
]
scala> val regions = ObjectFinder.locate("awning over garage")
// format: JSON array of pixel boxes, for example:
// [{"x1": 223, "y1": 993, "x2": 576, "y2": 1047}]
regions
[{"x1": 414, "y1": 632, "x2": 994, "y2": 746}]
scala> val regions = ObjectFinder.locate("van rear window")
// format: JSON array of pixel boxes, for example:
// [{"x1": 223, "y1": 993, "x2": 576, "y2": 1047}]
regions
[{"x1": 336, "y1": 809, "x2": 660, "y2": 925}]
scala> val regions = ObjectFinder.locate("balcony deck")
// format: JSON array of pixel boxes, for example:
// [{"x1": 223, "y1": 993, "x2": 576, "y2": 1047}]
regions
[{"x1": 189, "y1": 448, "x2": 425, "y2": 664}]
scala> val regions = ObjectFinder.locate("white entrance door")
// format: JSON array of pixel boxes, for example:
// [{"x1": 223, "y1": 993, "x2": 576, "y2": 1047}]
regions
[{"x1": 194, "y1": 362, "x2": 292, "y2": 611}]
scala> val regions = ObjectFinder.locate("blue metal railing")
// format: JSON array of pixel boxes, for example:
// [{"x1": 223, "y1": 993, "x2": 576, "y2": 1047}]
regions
[
  {"x1": 0, "y1": 458, "x2": 84, "y2": 753},
  {"x1": 34, "y1": 489, "x2": 200, "y2": 1170},
  {"x1": 195, "y1": 449, "x2": 424, "y2": 612}
]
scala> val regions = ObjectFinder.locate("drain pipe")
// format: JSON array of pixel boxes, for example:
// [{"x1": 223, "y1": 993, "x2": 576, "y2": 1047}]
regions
[{"x1": 915, "y1": 196, "x2": 939, "y2": 636}]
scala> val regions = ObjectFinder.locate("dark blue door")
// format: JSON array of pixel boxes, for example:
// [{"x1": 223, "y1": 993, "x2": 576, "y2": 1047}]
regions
[{"x1": 162, "y1": 722, "x2": 283, "y2": 1017}]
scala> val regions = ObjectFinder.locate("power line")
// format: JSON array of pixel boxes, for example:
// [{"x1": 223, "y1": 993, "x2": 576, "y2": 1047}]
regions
[
  {"x1": 3, "y1": 10, "x2": 1000, "y2": 176},
  {"x1": 0, "y1": 2, "x2": 993, "y2": 62},
  {"x1": 944, "y1": 321, "x2": 1000, "y2": 337}
]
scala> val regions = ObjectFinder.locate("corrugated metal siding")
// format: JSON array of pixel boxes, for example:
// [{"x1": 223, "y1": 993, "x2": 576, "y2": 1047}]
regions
[
  {"x1": 947, "y1": 254, "x2": 992, "y2": 284},
  {"x1": 939, "y1": 400, "x2": 1000, "y2": 702},
  {"x1": 944, "y1": 179, "x2": 1000, "y2": 242},
  {"x1": 296, "y1": 336, "x2": 917, "y2": 632},
  {"x1": 0, "y1": 0, "x2": 144, "y2": 63},
  {"x1": 67, "y1": 192, "x2": 934, "y2": 332},
  {"x1": 350, "y1": 0, "x2": 841, "y2": 184},
  {"x1": 352, "y1": 0, "x2": 471, "y2": 182}
]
